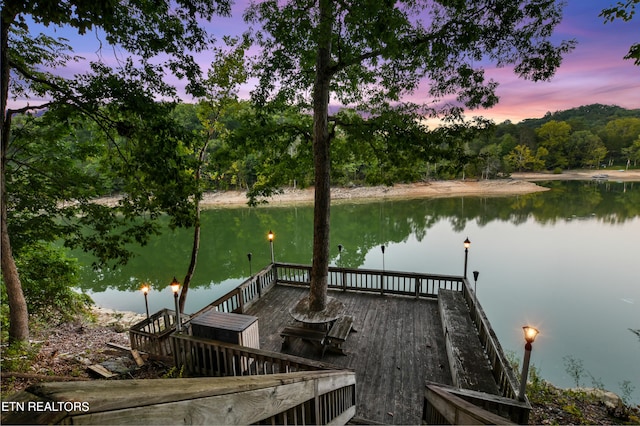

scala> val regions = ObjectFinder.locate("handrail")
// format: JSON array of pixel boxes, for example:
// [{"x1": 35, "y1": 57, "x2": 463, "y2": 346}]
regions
[
  {"x1": 2, "y1": 371, "x2": 356, "y2": 426},
  {"x1": 191, "y1": 265, "x2": 277, "y2": 318},
  {"x1": 275, "y1": 262, "x2": 464, "y2": 297},
  {"x1": 171, "y1": 332, "x2": 339, "y2": 377},
  {"x1": 423, "y1": 383, "x2": 520, "y2": 425}
]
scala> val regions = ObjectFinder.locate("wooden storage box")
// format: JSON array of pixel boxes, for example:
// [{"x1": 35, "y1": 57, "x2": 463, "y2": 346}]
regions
[{"x1": 190, "y1": 310, "x2": 259, "y2": 349}]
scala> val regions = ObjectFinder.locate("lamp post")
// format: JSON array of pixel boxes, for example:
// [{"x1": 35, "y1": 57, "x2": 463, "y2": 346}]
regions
[
  {"x1": 473, "y1": 270, "x2": 479, "y2": 295},
  {"x1": 518, "y1": 326, "x2": 539, "y2": 401},
  {"x1": 170, "y1": 277, "x2": 181, "y2": 332},
  {"x1": 268, "y1": 230, "x2": 275, "y2": 263},
  {"x1": 463, "y1": 237, "x2": 471, "y2": 278},
  {"x1": 247, "y1": 252, "x2": 253, "y2": 276},
  {"x1": 338, "y1": 244, "x2": 343, "y2": 268},
  {"x1": 140, "y1": 283, "x2": 150, "y2": 320},
  {"x1": 381, "y1": 245, "x2": 386, "y2": 272}
]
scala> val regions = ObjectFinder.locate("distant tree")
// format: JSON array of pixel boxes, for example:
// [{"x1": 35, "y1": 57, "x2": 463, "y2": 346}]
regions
[
  {"x1": 504, "y1": 144, "x2": 547, "y2": 172},
  {"x1": 567, "y1": 130, "x2": 607, "y2": 169},
  {"x1": 536, "y1": 120, "x2": 571, "y2": 169},
  {"x1": 601, "y1": 0, "x2": 640, "y2": 65},
  {"x1": 504, "y1": 145, "x2": 535, "y2": 172},
  {"x1": 622, "y1": 137, "x2": 640, "y2": 167},
  {"x1": 599, "y1": 117, "x2": 640, "y2": 164},
  {"x1": 246, "y1": 0, "x2": 575, "y2": 312}
]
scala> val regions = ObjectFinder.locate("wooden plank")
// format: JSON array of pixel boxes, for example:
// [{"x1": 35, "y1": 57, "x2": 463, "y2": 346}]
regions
[
  {"x1": 439, "y1": 289, "x2": 500, "y2": 395},
  {"x1": 106, "y1": 342, "x2": 132, "y2": 352},
  {"x1": 87, "y1": 364, "x2": 116, "y2": 378},
  {"x1": 130, "y1": 349, "x2": 145, "y2": 367},
  {"x1": 425, "y1": 384, "x2": 515, "y2": 425},
  {"x1": 70, "y1": 380, "x2": 317, "y2": 425},
  {"x1": 10, "y1": 371, "x2": 355, "y2": 425}
]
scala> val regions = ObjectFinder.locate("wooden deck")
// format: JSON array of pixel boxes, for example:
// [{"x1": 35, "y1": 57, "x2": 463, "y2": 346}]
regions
[{"x1": 244, "y1": 284, "x2": 453, "y2": 425}]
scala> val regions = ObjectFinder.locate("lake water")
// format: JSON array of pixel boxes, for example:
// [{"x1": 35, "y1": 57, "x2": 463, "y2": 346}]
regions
[{"x1": 74, "y1": 180, "x2": 640, "y2": 404}]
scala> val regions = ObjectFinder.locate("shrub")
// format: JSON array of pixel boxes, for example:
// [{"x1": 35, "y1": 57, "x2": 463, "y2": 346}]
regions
[{"x1": 10, "y1": 242, "x2": 92, "y2": 322}]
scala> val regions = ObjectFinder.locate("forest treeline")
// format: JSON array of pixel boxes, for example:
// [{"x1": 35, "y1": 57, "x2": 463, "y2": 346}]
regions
[
  {"x1": 176, "y1": 102, "x2": 640, "y2": 192},
  {"x1": 22, "y1": 102, "x2": 637, "y2": 199}
]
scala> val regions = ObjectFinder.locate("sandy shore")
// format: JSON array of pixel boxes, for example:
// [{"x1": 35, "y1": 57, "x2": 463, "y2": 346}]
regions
[
  {"x1": 201, "y1": 169, "x2": 640, "y2": 207},
  {"x1": 93, "y1": 169, "x2": 640, "y2": 208},
  {"x1": 200, "y1": 179, "x2": 549, "y2": 207}
]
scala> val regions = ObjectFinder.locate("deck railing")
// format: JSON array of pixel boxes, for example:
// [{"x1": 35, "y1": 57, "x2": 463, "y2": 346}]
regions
[
  {"x1": 461, "y1": 282, "x2": 522, "y2": 401},
  {"x1": 276, "y1": 262, "x2": 464, "y2": 297},
  {"x1": 129, "y1": 309, "x2": 190, "y2": 358},
  {"x1": 170, "y1": 333, "x2": 357, "y2": 425},
  {"x1": 171, "y1": 332, "x2": 335, "y2": 377},
  {"x1": 423, "y1": 382, "x2": 526, "y2": 425},
  {"x1": 191, "y1": 266, "x2": 277, "y2": 317}
]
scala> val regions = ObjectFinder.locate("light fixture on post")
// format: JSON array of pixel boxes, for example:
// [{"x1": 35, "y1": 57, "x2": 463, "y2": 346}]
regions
[
  {"x1": 140, "y1": 283, "x2": 150, "y2": 320},
  {"x1": 338, "y1": 244, "x2": 343, "y2": 268},
  {"x1": 247, "y1": 252, "x2": 253, "y2": 276},
  {"x1": 170, "y1": 277, "x2": 182, "y2": 332},
  {"x1": 268, "y1": 230, "x2": 275, "y2": 264},
  {"x1": 473, "y1": 270, "x2": 479, "y2": 295},
  {"x1": 518, "y1": 326, "x2": 539, "y2": 401},
  {"x1": 463, "y1": 237, "x2": 471, "y2": 278}
]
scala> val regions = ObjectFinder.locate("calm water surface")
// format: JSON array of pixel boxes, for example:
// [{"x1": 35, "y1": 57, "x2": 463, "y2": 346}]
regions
[{"x1": 74, "y1": 180, "x2": 640, "y2": 403}]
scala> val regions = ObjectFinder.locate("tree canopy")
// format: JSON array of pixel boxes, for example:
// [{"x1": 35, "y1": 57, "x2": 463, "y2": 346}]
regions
[
  {"x1": 245, "y1": 0, "x2": 575, "y2": 311},
  {"x1": 1, "y1": 0, "x2": 231, "y2": 342}
]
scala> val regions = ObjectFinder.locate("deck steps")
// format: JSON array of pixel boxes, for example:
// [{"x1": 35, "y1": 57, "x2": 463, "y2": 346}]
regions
[{"x1": 438, "y1": 289, "x2": 500, "y2": 395}]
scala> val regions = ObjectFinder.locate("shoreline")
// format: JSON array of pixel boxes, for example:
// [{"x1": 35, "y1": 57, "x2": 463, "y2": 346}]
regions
[
  {"x1": 200, "y1": 179, "x2": 549, "y2": 208},
  {"x1": 199, "y1": 169, "x2": 640, "y2": 208},
  {"x1": 90, "y1": 169, "x2": 640, "y2": 209}
]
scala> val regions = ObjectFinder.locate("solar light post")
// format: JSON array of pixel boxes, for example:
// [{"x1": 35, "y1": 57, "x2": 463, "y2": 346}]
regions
[
  {"x1": 473, "y1": 270, "x2": 479, "y2": 295},
  {"x1": 140, "y1": 284, "x2": 150, "y2": 320},
  {"x1": 268, "y1": 230, "x2": 275, "y2": 263},
  {"x1": 463, "y1": 237, "x2": 471, "y2": 278},
  {"x1": 247, "y1": 252, "x2": 253, "y2": 276},
  {"x1": 518, "y1": 326, "x2": 539, "y2": 401},
  {"x1": 338, "y1": 244, "x2": 343, "y2": 268},
  {"x1": 170, "y1": 277, "x2": 181, "y2": 332}
]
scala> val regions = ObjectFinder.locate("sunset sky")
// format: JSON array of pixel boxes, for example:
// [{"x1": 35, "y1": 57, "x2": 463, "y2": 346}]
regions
[{"x1": 15, "y1": 0, "x2": 640, "y2": 124}]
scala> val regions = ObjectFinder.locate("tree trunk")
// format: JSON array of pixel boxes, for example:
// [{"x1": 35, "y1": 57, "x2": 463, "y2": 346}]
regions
[
  {"x1": 308, "y1": 0, "x2": 333, "y2": 312},
  {"x1": 1, "y1": 13, "x2": 30, "y2": 343},
  {"x1": 178, "y1": 203, "x2": 200, "y2": 314},
  {"x1": 178, "y1": 137, "x2": 209, "y2": 314}
]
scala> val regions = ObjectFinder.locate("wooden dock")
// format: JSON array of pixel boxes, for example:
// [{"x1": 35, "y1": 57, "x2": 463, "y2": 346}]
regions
[
  {"x1": 4, "y1": 263, "x2": 530, "y2": 425},
  {"x1": 244, "y1": 284, "x2": 453, "y2": 424}
]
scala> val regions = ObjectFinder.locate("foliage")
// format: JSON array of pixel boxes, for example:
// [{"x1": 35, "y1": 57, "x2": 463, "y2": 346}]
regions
[
  {"x1": 564, "y1": 355, "x2": 586, "y2": 387},
  {"x1": 601, "y1": 0, "x2": 640, "y2": 65},
  {"x1": 0, "y1": 243, "x2": 91, "y2": 349},
  {"x1": 2, "y1": 0, "x2": 234, "y2": 341},
  {"x1": 474, "y1": 105, "x2": 640, "y2": 174},
  {"x1": 14, "y1": 242, "x2": 93, "y2": 321}
]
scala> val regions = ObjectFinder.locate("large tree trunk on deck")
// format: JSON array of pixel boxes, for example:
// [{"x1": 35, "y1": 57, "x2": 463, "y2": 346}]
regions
[{"x1": 308, "y1": 0, "x2": 333, "y2": 313}]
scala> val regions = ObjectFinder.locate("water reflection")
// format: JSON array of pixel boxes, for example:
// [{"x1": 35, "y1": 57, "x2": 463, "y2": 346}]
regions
[{"x1": 74, "y1": 180, "x2": 639, "y2": 294}]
